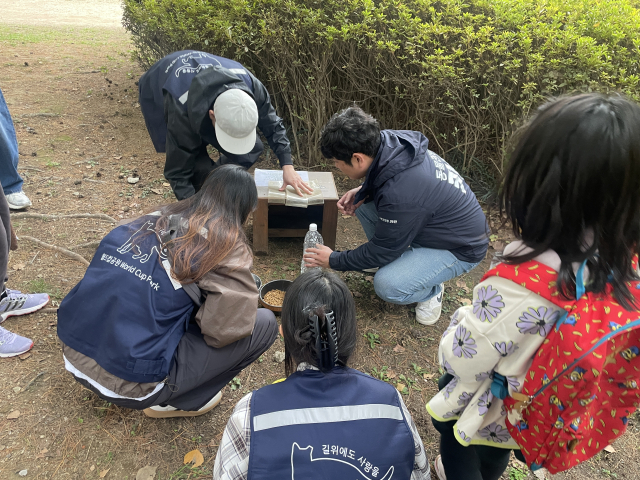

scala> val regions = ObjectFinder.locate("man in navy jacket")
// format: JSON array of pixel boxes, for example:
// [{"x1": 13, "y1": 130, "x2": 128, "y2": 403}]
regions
[
  {"x1": 139, "y1": 50, "x2": 311, "y2": 200},
  {"x1": 305, "y1": 107, "x2": 489, "y2": 325}
]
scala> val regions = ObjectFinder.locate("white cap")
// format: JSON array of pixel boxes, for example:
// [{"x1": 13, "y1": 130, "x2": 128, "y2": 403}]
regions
[
  {"x1": 309, "y1": 223, "x2": 317, "y2": 231},
  {"x1": 213, "y1": 89, "x2": 258, "y2": 155}
]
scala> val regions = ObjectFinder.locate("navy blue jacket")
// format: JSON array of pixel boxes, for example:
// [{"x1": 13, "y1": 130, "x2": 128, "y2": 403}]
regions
[
  {"x1": 57, "y1": 216, "x2": 194, "y2": 383},
  {"x1": 329, "y1": 130, "x2": 489, "y2": 271},
  {"x1": 248, "y1": 367, "x2": 415, "y2": 480},
  {"x1": 138, "y1": 50, "x2": 292, "y2": 199}
]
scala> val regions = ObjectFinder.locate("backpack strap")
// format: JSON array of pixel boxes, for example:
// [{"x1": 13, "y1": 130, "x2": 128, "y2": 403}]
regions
[
  {"x1": 509, "y1": 316, "x2": 640, "y2": 416},
  {"x1": 489, "y1": 258, "x2": 640, "y2": 403},
  {"x1": 485, "y1": 260, "x2": 577, "y2": 400}
]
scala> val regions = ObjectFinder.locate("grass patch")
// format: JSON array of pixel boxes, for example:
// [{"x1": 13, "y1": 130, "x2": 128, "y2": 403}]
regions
[
  {"x1": 0, "y1": 24, "x2": 127, "y2": 47},
  {"x1": 508, "y1": 466, "x2": 528, "y2": 480},
  {"x1": 167, "y1": 465, "x2": 210, "y2": 480},
  {"x1": 24, "y1": 278, "x2": 63, "y2": 301}
]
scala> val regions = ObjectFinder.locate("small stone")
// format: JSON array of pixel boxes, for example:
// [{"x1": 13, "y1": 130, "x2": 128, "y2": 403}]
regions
[
  {"x1": 31, "y1": 152, "x2": 37, "y2": 157},
  {"x1": 123, "y1": 206, "x2": 129, "y2": 212},
  {"x1": 73, "y1": 180, "x2": 82, "y2": 185},
  {"x1": 273, "y1": 351, "x2": 285, "y2": 363},
  {"x1": 18, "y1": 469, "x2": 27, "y2": 476},
  {"x1": 13, "y1": 387, "x2": 21, "y2": 393},
  {"x1": 127, "y1": 176, "x2": 140, "y2": 184}
]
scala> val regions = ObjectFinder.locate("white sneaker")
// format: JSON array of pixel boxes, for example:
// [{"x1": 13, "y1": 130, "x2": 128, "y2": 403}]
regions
[
  {"x1": 434, "y1": 455, "x2": 447, "y2": 480},
  {"x1": 415, "y1": 284, "x2": 443, "y2": 325},
  {"x1": 6, "y1": 191, "x2": 32, "y2": 210},
  {"x1": 143, "y1": 391, "x2": 222, "y2": 418}
]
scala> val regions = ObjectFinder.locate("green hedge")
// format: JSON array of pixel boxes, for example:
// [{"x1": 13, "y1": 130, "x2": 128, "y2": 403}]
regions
[{"x1": 123, "y1": 0, "x2": 640, "y2": 193}]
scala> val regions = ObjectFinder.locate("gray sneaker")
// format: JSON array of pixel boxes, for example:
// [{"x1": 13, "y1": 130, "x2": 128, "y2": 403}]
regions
[
  {"x1": 0, "y1": 289, "x2": 50, "y2": 322},
  {"x1": 0, "y1": 326, "x2": 33, "y2": 357},
  {"x1": 5, "y1": 191, "x2": 32, "y2": 210}
]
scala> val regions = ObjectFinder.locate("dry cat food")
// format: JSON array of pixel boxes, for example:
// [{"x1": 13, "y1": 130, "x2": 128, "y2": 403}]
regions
[{"x1": 263, "y1": 289, "x2": 286, "y2": 306}]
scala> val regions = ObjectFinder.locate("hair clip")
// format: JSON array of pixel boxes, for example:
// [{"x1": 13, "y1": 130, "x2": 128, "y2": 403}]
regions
[
  {"x1": 307, "y1": 309, "x2": 339, "y2": 372},
  {"x1": 324, "y1": 310, "x2": 338, "y2": 366}
]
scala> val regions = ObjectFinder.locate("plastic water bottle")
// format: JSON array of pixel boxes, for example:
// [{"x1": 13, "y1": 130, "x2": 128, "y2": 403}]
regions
[{"x1": 301, "y1": 223, "x2": 324, "y2": 274}]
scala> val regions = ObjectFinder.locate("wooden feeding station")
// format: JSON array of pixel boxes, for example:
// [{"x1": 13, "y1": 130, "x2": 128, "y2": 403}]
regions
[{"x1": 252, "y1": 170, "x2": 339, "y2": 255}]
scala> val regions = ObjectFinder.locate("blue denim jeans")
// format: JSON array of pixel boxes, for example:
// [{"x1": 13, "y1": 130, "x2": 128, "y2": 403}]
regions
[
  {"x1": 0, "y1": 89, "x2": 23, "y2": 195},
  {"x1": 355, "y1": 201, "x2": 480, "y2": 304}
]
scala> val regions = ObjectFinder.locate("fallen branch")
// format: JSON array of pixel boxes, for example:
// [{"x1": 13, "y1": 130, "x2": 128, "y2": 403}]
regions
[
  {"x1": 39, "y1": 308, "x2": 58, "y2": 314},
  {"x1": 81, "y1": 178, "x2": 107, "y2": 184},
  {"x1": 72, "y1": 70, "x2": 100, "y2": 74},
  {"x1": 21, "y1": 113, "x2": 60, "y2": 118},
  {"x1": 72, "y1": 155, "x2": 104, "y2": 165},
  {"x1": 70, "y1": 240, "x2": 101, "y2": 250},
  {"x1": 20, "y1": 236, "x2": 90, "y2": 266},
  {"x1": 22, "y1": 371, "x2": 47, "y2": 393},
  {"x1": 11, "y1": 212, "x2": 116, "y2": 222},
  {"x1": 19, "y1": 166, "x2": 44, "y2": 172}
]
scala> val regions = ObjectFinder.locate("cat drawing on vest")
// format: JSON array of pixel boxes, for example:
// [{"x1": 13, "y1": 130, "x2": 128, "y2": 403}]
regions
[
  {"x1": 173, "y1": 52, "x2": 222, "y2": 78},
  {"x1": 290, "y1": 443, "x2": 394, "y2": 480},
  {"x1": 116, "y1": 220, "x2": 166, "y2": 263}
]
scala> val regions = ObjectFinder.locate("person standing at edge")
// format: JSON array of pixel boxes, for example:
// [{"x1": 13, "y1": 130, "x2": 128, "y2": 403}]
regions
[
  {"x1": 304, "y1": 107, "x2": 489, "y2": 325},
  {"x1": 138, "y1": 50, "x2": 312, "y2": 200},
  {"x1": 0, "y1": 88, "x2": 32, "y2": 210}
]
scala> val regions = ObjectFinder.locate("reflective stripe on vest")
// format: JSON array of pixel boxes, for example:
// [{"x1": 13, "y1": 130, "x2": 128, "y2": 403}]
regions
[{"x1": 253, "y1": 404, "x2": 404, "y2": 432}]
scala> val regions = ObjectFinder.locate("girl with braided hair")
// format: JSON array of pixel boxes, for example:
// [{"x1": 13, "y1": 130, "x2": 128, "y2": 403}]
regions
[{"x1": 214, "y1": 270, "x2": 431, "y2": 480}]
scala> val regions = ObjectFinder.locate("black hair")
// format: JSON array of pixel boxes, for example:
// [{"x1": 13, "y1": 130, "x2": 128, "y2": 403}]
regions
[
  {"x1": 281, "y1": 270, "x2": 357, "y2": 376},
  {"x1": 500, "y1": 93, "x2": 640, "y2": 309},
  {"x1": 319, "y1": 106, "x2": 381, "y2": 165}
]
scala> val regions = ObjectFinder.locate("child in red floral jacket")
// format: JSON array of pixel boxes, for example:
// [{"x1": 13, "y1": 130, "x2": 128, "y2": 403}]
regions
[{"x1": 427, "y1": 93, "x2": 640, "y2": 480}]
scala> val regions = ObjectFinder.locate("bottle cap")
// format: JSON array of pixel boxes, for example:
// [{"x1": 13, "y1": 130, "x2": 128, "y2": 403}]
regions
[{"x1": 309, "y1": 223, "x2": 317, "y2": 232}]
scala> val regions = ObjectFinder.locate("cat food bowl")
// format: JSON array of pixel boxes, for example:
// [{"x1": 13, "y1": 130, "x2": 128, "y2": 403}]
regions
[{"x1": 259, "y1": 279, "x2": 293, "y2": 313}]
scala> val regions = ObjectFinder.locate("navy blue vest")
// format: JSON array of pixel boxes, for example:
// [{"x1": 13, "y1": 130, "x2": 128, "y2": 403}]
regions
[
  {"x1": 139, "y1": 50, "x2": 254, "y2": 152},
  {"x1": 248, "y1": 368, "x2": 415, "y2": 480},
  {"x1": 57, "y1": 216, "x2": 193, "y2": 383}
]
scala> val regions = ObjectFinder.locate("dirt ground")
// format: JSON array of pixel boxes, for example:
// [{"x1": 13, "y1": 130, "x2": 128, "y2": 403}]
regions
[{"x1": 0, "y1": 17, "x2": 638, "y2": 480}]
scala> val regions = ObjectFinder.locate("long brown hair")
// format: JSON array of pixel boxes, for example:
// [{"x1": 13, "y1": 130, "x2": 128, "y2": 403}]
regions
[{"x1": 153, "y1": 165, "x2": 257, "y2": 283}]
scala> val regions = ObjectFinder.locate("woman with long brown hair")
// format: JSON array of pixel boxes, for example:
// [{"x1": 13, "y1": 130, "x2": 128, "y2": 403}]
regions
[{"x1": 57, "y1": 165, "x2": 277, "y2": 418}]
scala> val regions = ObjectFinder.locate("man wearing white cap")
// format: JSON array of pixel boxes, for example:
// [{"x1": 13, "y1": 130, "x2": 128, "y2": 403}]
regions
[{"x1": 139, "y1": 50, "x2": 312, "y2": 200}]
